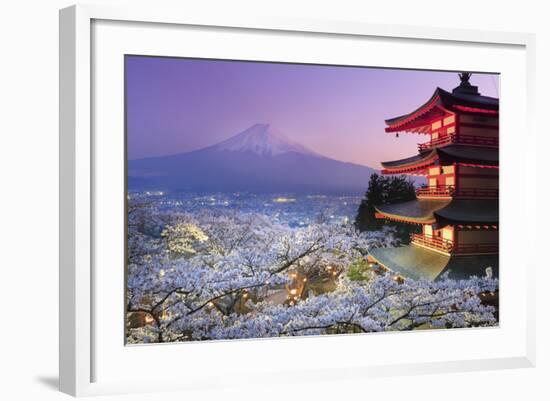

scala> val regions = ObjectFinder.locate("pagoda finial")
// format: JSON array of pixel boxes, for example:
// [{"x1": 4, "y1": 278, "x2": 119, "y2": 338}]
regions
[
  {"x1": 453, "y1": 71, "x2": 479, "y2": 95},
  {"x1": 458, "y1": 72, "x2": 472, "y2": 86}
]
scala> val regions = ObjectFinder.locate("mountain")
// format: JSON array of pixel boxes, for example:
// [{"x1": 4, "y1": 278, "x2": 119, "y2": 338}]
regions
[
  {"x1": 128, "y1": 124, "x2": 378, "y2": 194},
  {"x1": 212, "y1": 123, "x2": 317, "y2": 156}
]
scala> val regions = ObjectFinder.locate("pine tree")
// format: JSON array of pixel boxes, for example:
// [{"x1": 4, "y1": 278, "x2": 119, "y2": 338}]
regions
[
  {"x1": 354, "y1": 174, "x2": 416, "y2": 233},
  {"x1": 355, "y1": 174, "x2": 383, "y2": 231}
]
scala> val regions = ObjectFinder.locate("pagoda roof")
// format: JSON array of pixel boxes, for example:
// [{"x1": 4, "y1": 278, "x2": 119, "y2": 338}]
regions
[
  {"x1": 375, "y1": 199, "x2": 451, "y2": 224},
  {"x1": 434, "y1": 199, "x2": 499, "y2": 224},
  {"x1": 381, "y1": 145, "x2": 498, "y2": 173},
  {"x1": 375, "y1": 199, "x2": 498, "y2": 225},
  {"x1": 438, "y1": 145, "x2": 499, "y2": 166},
  {"x1": 385, "y1": 87, "x2": 499, "y2": 133},
  {"x1": 381, "y1": 149, "x2": 436, "y2": 170},
  {"x1": 369, "y1": 245, "x2": 499, "y2": 281}
]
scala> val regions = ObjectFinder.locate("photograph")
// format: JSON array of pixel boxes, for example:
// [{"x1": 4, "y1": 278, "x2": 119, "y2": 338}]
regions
[{"x1": 125, "y1": 56, "x2": 500, "y2": 344}]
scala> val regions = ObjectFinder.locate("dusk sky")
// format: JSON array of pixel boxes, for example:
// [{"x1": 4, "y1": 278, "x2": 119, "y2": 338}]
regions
[{"x1": 126, "y1": 56, "x2": 499, "y2": 168}]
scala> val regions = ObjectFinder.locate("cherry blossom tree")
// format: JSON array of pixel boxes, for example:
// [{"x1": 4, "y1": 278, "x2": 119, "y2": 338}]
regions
[{"x1": 126, "y1": 200, "x2": 497, "y2": 343}]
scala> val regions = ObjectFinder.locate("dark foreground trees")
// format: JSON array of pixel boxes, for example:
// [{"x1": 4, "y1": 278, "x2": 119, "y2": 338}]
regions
[{"x1": 355, "y1": 174, "x2": 416, "y2": 236}]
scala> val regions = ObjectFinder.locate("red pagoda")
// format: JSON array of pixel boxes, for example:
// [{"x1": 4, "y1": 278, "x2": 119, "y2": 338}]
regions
[{"x1": 369, "y1": 73, "x2": 499, "y2": 281}]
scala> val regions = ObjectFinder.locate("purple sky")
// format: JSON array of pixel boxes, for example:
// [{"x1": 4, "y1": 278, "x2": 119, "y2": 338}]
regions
[{"x1": 126, "y1": 56, "x2": 499, "y2": 168}]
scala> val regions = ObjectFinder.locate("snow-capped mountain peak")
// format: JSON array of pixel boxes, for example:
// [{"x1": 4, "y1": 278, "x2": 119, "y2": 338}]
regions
[
  {"x1": 213, "y1": 124, "x2": 317, "y2": 156},
  {"x1": 129, "y1": 122, "x2": 378, "y2": 193}
]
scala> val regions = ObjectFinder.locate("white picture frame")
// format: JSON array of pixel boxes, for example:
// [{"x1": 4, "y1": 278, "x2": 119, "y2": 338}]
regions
[{"x1": 59, "y1": 4, "x2": 536, "y2": 397}]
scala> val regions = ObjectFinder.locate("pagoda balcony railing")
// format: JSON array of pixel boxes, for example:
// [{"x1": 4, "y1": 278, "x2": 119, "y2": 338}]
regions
[
  {"x1": 411, "y1": 233, "x2": 453, "y2": 253},
  {"x1": 416, "y1": 186, "x2": 498, "y2": 199},
  {"x1": 417, "y1": 133, "x2": 499, "y2": 151},
  {"x1": 411, "y1": 234, "x2": 498, "y2": 254},
  {"x1": 416, "y1": 185, "x2": 454, "y2": 198}
]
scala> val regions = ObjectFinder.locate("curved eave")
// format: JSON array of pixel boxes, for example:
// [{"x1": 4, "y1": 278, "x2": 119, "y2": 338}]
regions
[
  {"x1": 385, "y1": 88, "x2": 452, "y2": 133},
  {"x1": 381, "y1": 149, "x2": 437, "y2": 174},
  {"x1": 385, "y1": 87, "x2": 499, "y2": 133},
  {"x1": 385, "y1": 88, "x2": 442, "y2": 126},
  {"x1": 438, "y1": 145, "x2": 499, "y2": 166},
  {"x1": 375, "y1": 199, "x2": 451, "y2": 225},
  {"x1": 374, "y1": 212, "x2": 435, "y2": 225},
  {"x1": 385, "y1": 106, "x2": 448, "y2": 134},
  {"x1": 434, "y1": 199, "x2": 499, "y2": 225},
  {"x1": 450, "y1": 105, "x2": 499, "y2": 116},
  {"x1": 380, "y1": 145, "x2": 498, "y2": 175}
]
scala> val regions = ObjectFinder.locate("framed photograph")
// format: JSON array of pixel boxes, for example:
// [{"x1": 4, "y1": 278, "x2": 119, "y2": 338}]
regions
[{"x1": 59, "y1": 4, "x2": 536, "y2": 396}]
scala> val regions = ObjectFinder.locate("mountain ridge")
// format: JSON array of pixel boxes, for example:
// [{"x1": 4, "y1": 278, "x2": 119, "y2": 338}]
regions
[{"x1": 128, "y1": 124, "x2": 378, "y2": 194}]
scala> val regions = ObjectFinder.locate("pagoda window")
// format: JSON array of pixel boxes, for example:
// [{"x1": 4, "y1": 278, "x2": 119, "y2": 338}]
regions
[
  {"x1": 443, "y1": 115, "x2": 455, "y2": 126},
  {"x1": 447, "y1": 125, "x2": 455, "y2": 134},
  {"x1": 442, "y1": 165, "x2": 455, "y2": 175},
  {"x1": 431, "y1": 120, "x2": 442, "y2": 130},
  {"x1": 441, "y1": 226, "x2": 454, "y2": 242},
  {"x1": 424, "y1": 224, "x2": 433, "y2": 237}
]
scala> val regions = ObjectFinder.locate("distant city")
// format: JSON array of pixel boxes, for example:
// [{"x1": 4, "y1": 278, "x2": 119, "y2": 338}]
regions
[{"x1": 129, "y1": 191, "x2": 361, "y2": 228}]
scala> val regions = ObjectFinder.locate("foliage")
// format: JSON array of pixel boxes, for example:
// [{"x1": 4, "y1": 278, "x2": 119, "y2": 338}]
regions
[
  {"x1": 354, "y1": 173, "x2": 416, "y2": 232},
  {"x1": 347, "y1": 258, "x2": 372, "y2": 282}
]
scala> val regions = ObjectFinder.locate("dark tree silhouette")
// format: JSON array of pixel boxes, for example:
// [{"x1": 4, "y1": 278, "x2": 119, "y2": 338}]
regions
[{"x1": 355, "y1": 174, "x2": 417, "y2": 237}]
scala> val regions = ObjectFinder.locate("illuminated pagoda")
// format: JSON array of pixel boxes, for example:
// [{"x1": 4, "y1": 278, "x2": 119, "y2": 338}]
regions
[{"x1": 369, "y1": 73, "x2": 499, "y2": 281}]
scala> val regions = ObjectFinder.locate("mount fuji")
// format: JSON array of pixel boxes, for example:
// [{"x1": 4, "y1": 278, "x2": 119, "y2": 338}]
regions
[{"x1": 128, "y1": 124, "x2": 378, "y2": 194}]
